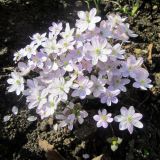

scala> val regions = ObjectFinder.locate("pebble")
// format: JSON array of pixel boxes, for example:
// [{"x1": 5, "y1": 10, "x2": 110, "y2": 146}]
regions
[
  {"x1": 12, "y1": 106, "x2": 18, "y2": 115},
  {"x1": 3, "y1": 115, "x2": 11, "y2": 122},
  {"x1": 27, "y1": 116, "x2": 37, "y2": 122},
  {"x1": 82, "y1": 154, "x2": 90, "y2": 159}
]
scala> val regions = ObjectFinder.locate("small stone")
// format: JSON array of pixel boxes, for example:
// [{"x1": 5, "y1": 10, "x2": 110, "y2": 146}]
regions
[
  {"x1": 12, "y1": 106, "x2": 18, "y2": 115},
  {"x1": 27, "y1": 116, "x2": 37, "y2": 122},
  {"x1": 3, "y1": 115, "x2": 11, "y2": 122},
  {"x1": 48, "y1": 117, "x2": 54, "y2": 126},
  {"x1": 82, "y1": 153, "x2": 90, "y2": 159},
  {"x1": 53, "y1": 124, "x2": 58, "y2": 131}
]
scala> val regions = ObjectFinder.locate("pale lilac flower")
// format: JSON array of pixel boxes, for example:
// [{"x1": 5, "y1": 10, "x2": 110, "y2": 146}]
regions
[
  {"x1": 81, "y1": 60, "x2": 93, "y2": 73},
  {"x1": 30, "y1": 33, "x2": 47, "y2": 46},
  {"x1": 56, "y1": 102, "x2": 88, "y2": 130},
  {"x1": 100, "y1": 20, "x2": 113, "y2": 38},
  {"x1": 7, "y1": 71, "x2": 24, "y2": 95},
  {"x1": 83, "y1": 27, "x2": 100, "y2": 40},
  {"x1": 107, "y1": 14, "x2": 126, "y2": 29},
  {"x1": 76, "y1": 8, "x2": 101, "y2": 32},
  {"x1": 43, "y1": 59, "x2": 59, "y2": 73},
  {"x1": 90, "y1": 75, "x2": 106, "y2": 97},
  {"x1": 133, "y1": 70, "x2": 153, "y2": 90},
  {"x1": 107, "y1": 75, "x2": 130, "y2": 92},
  {"x1": 58, "y1": 54, "x2": 74, "y2": 72},
  {"x1": 28, "y1": 52, "x2": 47, "y2": 69},
  {"x1": 75, "y1": 28, "x2": 84, "y2": 41},
  {"x1": 18, "y1": 62, "x2": 31, "y2": 76},
  {"x1": 93, "y1": 109, "x2": 113, "y2": 128},
  {"x1": 100, "y1": 89, "x2": 120, "y2": 106},
  {"x1": 24, "y1": 79, "x2": 47, "y2": 109},
  {"x1": 36, "y1": 95, "x2": 60, "y2": 119},
  {"x1": 122, "y1": 55, "x2": 143, "y2": 78},
  {"x1": 69, "y1": 47, "x2": 84, "y2": 62},
  {"x1": 121, "y1": 23, "x2": 138, "y2": 38},
  {"x1": 97, "y1": 59, "x2": 120, "y2": 76},
  {"x1": 109, "y1": 43, "x2": 125, "y2": 60},
  {"x1": 56, "y1": 112, "x2": 75, "y2": 130},
  {"x1": 58, "y1": 38, "x2": 75, "y2": 54},
  {"x1": 72, "y1": 76, "x2": 93, "y2": 99},
  {"x1": 49, "y1": 22, "x2": 62, "y2": 36},
  {"x1": 85, "y1": 36, "x2": 111, "y2": 65},
  {"x1": 26, "y1": 88, "x2": 48, "y2": 109},
  {"x1": 48, "y1": 77, "x2": 72, "y2": 102},
  {"x1": 114, "y1": 106, "x2": 143, "y2": 134}
]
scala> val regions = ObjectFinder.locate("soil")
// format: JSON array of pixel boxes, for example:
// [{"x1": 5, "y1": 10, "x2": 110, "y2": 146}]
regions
[{"x1": 0, "y1": 0, "x2": 160, "y2": 160}]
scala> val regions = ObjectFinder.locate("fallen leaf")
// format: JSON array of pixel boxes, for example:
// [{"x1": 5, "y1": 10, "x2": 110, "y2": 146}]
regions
[
  {"x1": 147, "y1": 43, "x2": 153, "y2": 64},
  {"x1": 38, "y1": 139, "x2": 65, "y2": 160},
  {"x1": 46, "y1": 150, "x2": 65, "y2": 160},
  {"x1": 92, "y1": 154, "x2": 108, "y2": 160},
  {"x1": 38, "y1": 139, "x2": 53, "y2": 152},
  {"x1": 124, "y1": 44, "x2": 131, "y2": 49},
  {"x1": 92, "y1": 154, "x2": 104, "y2": 160}
]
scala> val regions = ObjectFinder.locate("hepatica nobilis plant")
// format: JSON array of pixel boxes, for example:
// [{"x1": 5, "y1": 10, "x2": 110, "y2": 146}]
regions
[{"x1": 7, "y1": 8, "x2": 152, "y2": 135}]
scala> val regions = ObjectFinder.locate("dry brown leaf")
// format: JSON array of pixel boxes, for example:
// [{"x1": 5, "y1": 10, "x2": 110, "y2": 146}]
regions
[
  {"x1": 92, "y1": 154, "x2": 104, "y2": 160},
  {"x1": 38, "y1": 139, "x2": 65, "y2": 160},
  {"x1": 124, "y1": 44, "x2": 131, "y2": 49},
  {"x1": 147, "y1": 43, "x2": 153, "y2": 64},
  {"x1": 38, "y1": 139, "x2": 53, "y2": 152},
  {"x1": 46, "y1": 150, "x2": 65, "y2": 160}
]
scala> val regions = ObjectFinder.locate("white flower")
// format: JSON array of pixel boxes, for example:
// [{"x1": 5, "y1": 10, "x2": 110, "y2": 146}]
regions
[
  {"x1": 90, "y1": 75, "x2": 106, "y2": 97},
  {"x1": 72, "y1": 76, "x2": 93, "y2": 99},
  {"x1": 30, "y1": 33, "x2": 47, "y2": 46},
  {"x1": 133, "y1": 69, "x2": 153, "y2": 90},
  {"x1": 60, "y1": 23, "x2": 75, "y2": 41},
  {"x1": 36, "y1": 95, "x2": 60, "y2": 119},
  {"x1": 18, "y1": 62, "x2": 31, "y2": 76},
  {"x1": 42, "y1": 37, "x2": 60, "y2": 55},
  {"x1": 49, "y1": 22, "x2": 62, "y2": 36},
  {"x1": 107, "y1": 75, "x2": 130, "y2": 92},
  {"x1": 7, "y1": 71, "x2": 24, "y2": 95},
  {"x1": 114, "y1": 106, "x2": 143, "y2": 134},
  {"x1": 13, "y1": 48, "x2": 26, "y2": 61},
  {"x1": 76, "y1": 8, "x2": 101, "y2": 32},
  {"x1": 93, "y1": 109, "x2": 113, "y2": 128},
  {"x1": 48, "y1": 77, "x2": 72, "y2": 102},
  {"x1": 26, "y1": 88, "x2": 48, "y2": 109},
  {"x1": 24, "y1": 43, "x2": 37, "y2": 59},
  {"x1": 85, "y1": 36, "x2": 111, "y2": 65},
  {"x1": 100, "y1": 89, "x2": 120, "y2": 106},
  {"x1": 109, "y1": 43, "x2": 125, "y2": 60}
]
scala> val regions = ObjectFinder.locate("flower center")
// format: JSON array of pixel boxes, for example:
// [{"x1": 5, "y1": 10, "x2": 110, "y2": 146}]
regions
[
  {"x1": 101, "y1": 115, "x2": 107, "y2": 121},
  {"x1": 95, "y1": 48, "x2": 101, "y2": 55},
  {"x1": 16, "y1": 80, "x2": 21, "y2": 85},
  {"x1": 86, "y1": 12, "x2": 90, "y2": 23},
  {"x1": 127, "y1": 116, "x2": 132, "y2": 122}
]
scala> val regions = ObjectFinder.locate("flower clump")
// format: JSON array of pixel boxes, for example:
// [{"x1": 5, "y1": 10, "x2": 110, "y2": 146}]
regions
[{"x1": 7, "y1": 8, "x2": 152, "y2": 134}]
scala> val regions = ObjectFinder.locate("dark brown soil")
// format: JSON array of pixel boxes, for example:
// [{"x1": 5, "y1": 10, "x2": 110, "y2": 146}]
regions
[{"x1": 0, "y1": 0, "x2": 160, "y2": 160}]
